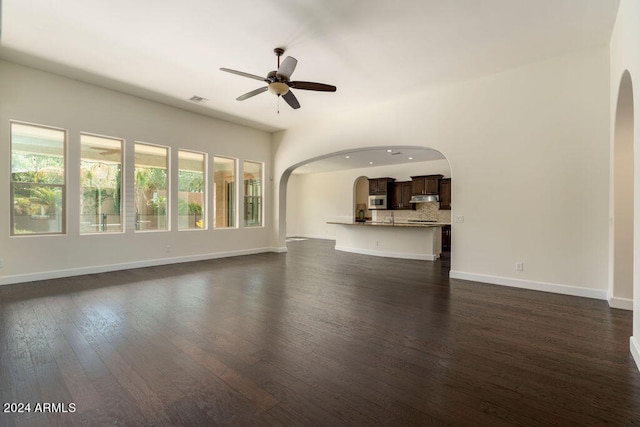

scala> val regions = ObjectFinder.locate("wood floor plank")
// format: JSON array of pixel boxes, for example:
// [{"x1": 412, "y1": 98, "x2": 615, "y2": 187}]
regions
[
  {"x1": 118, "y1": 304, "x2": 275, "y2": 423},
  {"x1": 1, "y1": 239, "x2": 640, "y2": 425},
  {"x1": 44, "y1": 296, "x2": 149, "y2": 425},
  {"x1": 32, "y1": 298, "x2": 103, "y2": 411},
  {"x1": 69, "y1": 299, "x2": 173, "y2": 425}
]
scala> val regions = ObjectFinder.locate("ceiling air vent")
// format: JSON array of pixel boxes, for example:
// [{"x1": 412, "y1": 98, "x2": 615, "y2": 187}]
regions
[{"x1": 189, "y1": 95, "x2": 208, "y2": 103}]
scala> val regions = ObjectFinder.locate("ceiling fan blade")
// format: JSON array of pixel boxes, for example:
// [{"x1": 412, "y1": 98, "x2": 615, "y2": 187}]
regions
[
  {"x1": 277, "y1": 56, "x2": 297, "y2": 80},
  {"x1": 282, "y1": 90, "x2": 300, "y2": 109},
  {"x1": 289, "y1": 81, "x2": 337, "y2": 92},
  {"x1": 220, "y1": 68, "x2": 267, "y2": 82},
  {"x1": 237, "y1": 87, "x2": 268, "y2": 101}
]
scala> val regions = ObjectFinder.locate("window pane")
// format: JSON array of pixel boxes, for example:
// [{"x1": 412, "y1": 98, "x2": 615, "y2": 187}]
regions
[
  {"x1": 80, "y1": 134, "x2": 123, "y2": 233},
  {"x1": 213, "y1": 156, "x2": 236, "y2": 228},
  {"x1": 135, "y1": 143, "x2": 168, "y2": 231},
  {"x1": 243, "y1": 161, "x2": 262, "y2": 227},
  {"x1": 11, "y1": 122, "x2": 66, "y2": 235},
  {"x1": 178, "y1": 150, "x2": 206, "y2": 230}
]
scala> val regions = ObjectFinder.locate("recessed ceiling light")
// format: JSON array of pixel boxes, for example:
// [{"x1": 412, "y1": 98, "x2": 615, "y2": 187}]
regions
[
  {"x1": 305, "y1": 164, "x2": 310, "y2": 166},
  {"x1": 345, "y1": 155, "x2": 350, "y2": 159},
  {"x1": 369, "y1": 161, "x2": 374, "y2": 165},
  {"x1": 386, "y1": 149, "x2": 393, "y2": 153},
  {"x1": 408, "y1": 157, "x2": 414, "y2": 160}
]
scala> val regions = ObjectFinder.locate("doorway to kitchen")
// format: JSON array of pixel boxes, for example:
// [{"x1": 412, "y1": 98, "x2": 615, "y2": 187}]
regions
[
  {"x1": 611, "y1": 70, "x2": 634, "y2": 310},
  {"x1": 282, "y1": 146, "x2": 453, "y2": 265}
]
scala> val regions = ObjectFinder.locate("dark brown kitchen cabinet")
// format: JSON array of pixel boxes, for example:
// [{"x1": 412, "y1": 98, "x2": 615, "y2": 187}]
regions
[
  {"x1": 411, "y1": 175, "x2": 442, "y2": 196},
  {"x1": 439, "y1": 178, "x2": 451, "y2": 210},
  {"x1": 442, "y1": 225, "x2": 451, "y2": 251},
  {"x1": 368, "y1": 177, "x2": 395, "y2": 195},
  {"x1": 392, "y1": 181, "x2": 414, "y2": 210}
]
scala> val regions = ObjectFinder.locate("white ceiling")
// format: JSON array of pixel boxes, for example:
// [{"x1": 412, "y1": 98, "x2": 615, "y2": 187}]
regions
[{"x1": 0, "y1": 0, "x2": 620, "y2": 173}]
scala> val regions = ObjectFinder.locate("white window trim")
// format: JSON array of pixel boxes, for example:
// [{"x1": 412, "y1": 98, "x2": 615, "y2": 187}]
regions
[
  {"x1": 10, "y1": 120, "x2": 68, "y2": 237},
  {"x1": 242, "y1": 159, "x2": 264, "y2": 228},
  {"x1": 178, "y1": 149, "x2": 208, "y2": 231},
  {"x1": 213, "y1": 155, "x2": 239, "y2": 229},
  {"x1": 134, "y1": 141, "x2": 171, "y2": 233},
  {"x1": 79, "y1": 132, "x2": 125, "y2": 235}
]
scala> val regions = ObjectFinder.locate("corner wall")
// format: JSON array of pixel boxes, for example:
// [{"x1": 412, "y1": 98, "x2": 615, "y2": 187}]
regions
[
  {"x1": 274, "y1": 46, "x2": 610, "y2": 298},
  {"x1": 609, "y1": 0, "x2": 640, "y2": 369}
]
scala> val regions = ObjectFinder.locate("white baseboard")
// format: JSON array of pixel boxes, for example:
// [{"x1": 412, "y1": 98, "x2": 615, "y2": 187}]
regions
[
  {"x1": 449, "y1": 270, "x2": 608, "y2": 300},
  {"x1": 0, "y1": 247, "x2": 286, "y2": 286},
  {"x1": 631, "y1": 337, "x2": 640, "y2": 372},
  {"x1": 335, "y1": 245, "x2": 438, "y2": 261},
  {"x1": 608, "y1": 296, "x2": 633, "y2": 310}
]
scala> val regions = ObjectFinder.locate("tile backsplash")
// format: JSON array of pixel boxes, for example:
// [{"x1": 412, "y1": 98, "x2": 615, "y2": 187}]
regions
[{"x1": 372, "y1": 202, "x2": 451, "y2": 223}]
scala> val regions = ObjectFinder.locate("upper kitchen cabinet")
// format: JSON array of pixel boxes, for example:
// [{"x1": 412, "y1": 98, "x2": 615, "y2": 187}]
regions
[
  {"x1": 392, "y1": 181, "x2": 414, "y2": 210},
  {"x1": 439, "y1": 178, "x2": 451, "y2": 210},
  {"x1": 369, "y1": 177, "x2": 395, "y2": 195},
  {"x1": 411, "y1": 175, "x2": 443, "y2": 196}
]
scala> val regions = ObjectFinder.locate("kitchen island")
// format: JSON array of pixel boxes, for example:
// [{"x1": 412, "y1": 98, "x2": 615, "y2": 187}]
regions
[{"x1": 327, "y1": 221, "x2": 448, "y2": 260}]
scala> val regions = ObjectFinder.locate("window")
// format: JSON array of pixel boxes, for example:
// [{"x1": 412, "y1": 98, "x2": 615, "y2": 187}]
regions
[
  {"x1": 213, "y1": 156, "x2": 236, "y2": 228},
  {"x1": 80, "y1": 134, "x2": 123, "y2": 233},
  {"x1": 243, "y1": 161, "x2": 263, "y2": 227},
  {"x1": 178, "y1": 150, "x2": 206, "y2": 230},
  {"x1": 135, "y1": 143, "x2": 169, "y2": 231},
  {"x1": 11, "y1": 122, "x2": 66, "y2": 235}
]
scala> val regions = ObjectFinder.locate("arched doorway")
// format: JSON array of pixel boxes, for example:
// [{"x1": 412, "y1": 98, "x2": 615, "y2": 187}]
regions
[
  {"x1": 281, "y1": 146, "x2": 453, "y2": 260},
  {"x1": 611, "y1": 70, "x2": 634, "y2": 310},
  {"x1": 353, "y1": 176, "x2": 369, "y2": 221}
]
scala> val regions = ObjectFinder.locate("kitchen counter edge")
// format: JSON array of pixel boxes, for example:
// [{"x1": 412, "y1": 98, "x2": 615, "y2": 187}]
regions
[{"x1": 327, "y1": 221, "x2": 450, "y2": 228}]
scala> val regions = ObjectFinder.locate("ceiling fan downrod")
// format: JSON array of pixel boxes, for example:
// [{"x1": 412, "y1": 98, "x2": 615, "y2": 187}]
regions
[{"x1": 274, "y1": 47, "x2": 285, "y2": 69}]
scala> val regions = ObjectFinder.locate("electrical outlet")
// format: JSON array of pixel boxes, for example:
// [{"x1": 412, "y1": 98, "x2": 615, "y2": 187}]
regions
[
  {"x1": 516, "y1": 262, "x2": 524, "y2": 271},
  {"x1": 165, "y1": 245, "x2": 171, "y2": 253},
  {"x1": 375, "y1": 241, "x2": 379, "y2": 247},
  {"x1": 455, "y1": 215, "x2": 464, "y2": 223}
]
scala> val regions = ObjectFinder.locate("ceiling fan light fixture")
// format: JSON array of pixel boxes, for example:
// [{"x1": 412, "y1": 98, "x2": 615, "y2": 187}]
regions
[{"x1": 268, "y1": 82, "x2": 290, "y2": 96}]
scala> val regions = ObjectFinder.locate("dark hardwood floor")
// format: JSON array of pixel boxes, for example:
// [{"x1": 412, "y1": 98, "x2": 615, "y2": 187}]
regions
[{"x1": 1, "y1": 238, "x2": 639, "y2": 426}]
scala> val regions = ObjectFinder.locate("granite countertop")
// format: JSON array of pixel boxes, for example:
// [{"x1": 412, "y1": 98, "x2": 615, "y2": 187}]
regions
[{"x1": 327, "y1": 221, "x2": 450, "y2": 228}]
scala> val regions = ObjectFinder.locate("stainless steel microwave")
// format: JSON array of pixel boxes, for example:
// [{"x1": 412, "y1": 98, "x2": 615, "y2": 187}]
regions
[{"x1": 368, "y1": 195, "x2": 387, "y2": 210}]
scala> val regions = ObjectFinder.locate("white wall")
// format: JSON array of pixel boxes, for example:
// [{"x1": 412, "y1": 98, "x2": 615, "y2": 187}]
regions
[
  {"x1": 609, "y1": 0, "x2": 640, "y2": 368},
  {"x1": 0, "y1": 60, "x2": 274, "y2": 285},
  {"x1": 285, "y1": 172, "x2": 301, "y2": 237},
  {"x1": 274, "y1": 46, "x2": 610, "y2": 299},
  {"x1": 286, "y1": 159, "x2": 450, "y2": 239}
]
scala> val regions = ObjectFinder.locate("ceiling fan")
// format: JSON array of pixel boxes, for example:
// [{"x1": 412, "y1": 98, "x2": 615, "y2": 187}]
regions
[{"x1": 220, "y1": 47, "x2": 336, "y2": 110}]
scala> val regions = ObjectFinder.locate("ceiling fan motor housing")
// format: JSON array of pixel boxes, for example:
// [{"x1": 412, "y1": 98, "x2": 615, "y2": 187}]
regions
[
  {"x1": 266, "y1": 70, "x2": 290, "y2": 95},
  {"x1": 268, "y1": 82, "x2": 290, "y2": 96}
]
